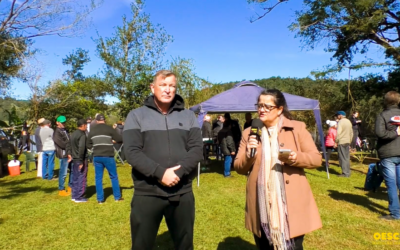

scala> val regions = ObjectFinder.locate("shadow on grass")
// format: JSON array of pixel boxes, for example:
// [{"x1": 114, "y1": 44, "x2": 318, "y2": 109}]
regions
[
  {"x1": 315, "y1": 165, "x2": 341, "y2": 175},
  {"x1": 86, "y1": 185, "x2": 134, "y2": 200},
  {"x1": 200, "y1": 159, "x2": 225, "y2": 176},
  {"x1": 0, "y1": 177, "x2": 37, "y2": 186},
  {"x1": 154, "y1": 231, "x2": 174, "y2": 250},
  {"x1": 353, "y1": 186, "x2": 388, "y2": 201},
  {"x1": 0, "y1": 186, "x2": 57, "y2": 199},
  {"x1": 328, "y1": 190, "x2": 387, "y2": 214},
  {"x1": 217, "y1": 236, "x2": 257, "y2": 250},
  {"x1": 0, "y1": 218, "x2": 4, "y2": 224}
]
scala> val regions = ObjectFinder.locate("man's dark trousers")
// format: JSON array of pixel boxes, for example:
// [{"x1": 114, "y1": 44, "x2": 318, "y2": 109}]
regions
[
  {"x1": 338, "y1": 143, "x2": 351, "y2": 177},
  {"x1": 71, "y1": 160, "x2": 88, "y2": 200},
  {"x1": 130, "y1": 192, "x2": 195, "y2": 250}
]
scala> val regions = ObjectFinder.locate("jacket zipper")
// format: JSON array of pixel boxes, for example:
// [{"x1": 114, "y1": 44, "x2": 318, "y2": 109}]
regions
[{"x1": 165, "y1": 115, "x2": 171, "y2": 168}]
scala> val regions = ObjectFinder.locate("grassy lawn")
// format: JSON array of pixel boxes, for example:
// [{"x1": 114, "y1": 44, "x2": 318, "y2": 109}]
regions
[{"x1": 0, "y1": 156, "x2": 399, "y2": 250}]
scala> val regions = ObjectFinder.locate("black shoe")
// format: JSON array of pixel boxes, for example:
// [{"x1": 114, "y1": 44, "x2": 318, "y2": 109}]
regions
[
  {"x1": 379, "y1": 215, "x2": 399, "y2": 220},
  {"x1": 115, "y1": 198, "x2": 124, "y2": 202},
  {"x1": 98, "y1": 200, "x2": 105, "y2": 204}
]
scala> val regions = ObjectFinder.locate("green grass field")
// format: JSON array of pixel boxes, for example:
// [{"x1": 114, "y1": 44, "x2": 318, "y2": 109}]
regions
[{"x1": 0, "y1": 157, "x2": 399, "y2": 250}]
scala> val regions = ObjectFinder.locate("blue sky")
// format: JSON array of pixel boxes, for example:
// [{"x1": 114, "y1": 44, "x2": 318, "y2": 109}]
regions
[{"x1": 13, "y1": 0, "x2": 387, "y2": 100}]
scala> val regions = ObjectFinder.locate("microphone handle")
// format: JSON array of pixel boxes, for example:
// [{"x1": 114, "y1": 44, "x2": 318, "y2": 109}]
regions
[{"x1": 250, "y1": 148, "x2": 256, "y2": 158}]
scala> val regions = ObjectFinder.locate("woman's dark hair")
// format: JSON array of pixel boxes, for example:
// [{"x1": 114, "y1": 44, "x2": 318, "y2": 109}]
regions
[{"x1": 257, "y1": 89, "x2": 293, "y2": 120}]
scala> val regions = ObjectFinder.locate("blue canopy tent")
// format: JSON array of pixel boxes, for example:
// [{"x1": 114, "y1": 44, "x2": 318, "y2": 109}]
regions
[{"x1": 190, "y1": 81, "x2": 329, "y2": 179}]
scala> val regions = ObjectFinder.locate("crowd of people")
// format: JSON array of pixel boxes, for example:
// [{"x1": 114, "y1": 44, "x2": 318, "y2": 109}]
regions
[
  {"x1": 32, "y1": 114, "x2": 124, "y2": 203},
  {"x1": 9, "y1": 69, "x2": 400, "y2": 249}
]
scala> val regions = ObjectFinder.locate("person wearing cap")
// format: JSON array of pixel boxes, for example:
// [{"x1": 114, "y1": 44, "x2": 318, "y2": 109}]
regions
[
  {"x1": 325, "y1": 120, "x2": 337, "y2": 166},
  {"x1": 34, "y1": 118, "x2": 45, "y2": 178},
  {"x1": 334, "y1": 111, "x2": 353, "y2": 177},
  {"x1": 39, "y1": 119, "x2": 56, "y2": 180},
  {"x1": 87, "y1": 114, "x2": 123, "y2": 204},
  {"x1": 54, "y1": 115, "x2": 73, "y2": 196},
  {"x1": 375, "y1": 91, "x2": 400, "y2": 220},
  {"x1": 123, "y1": 70, "x2": 203, "y2": 249},
  {"x1": 70, "y1": 119, "x2": 89, "y2": 203}
]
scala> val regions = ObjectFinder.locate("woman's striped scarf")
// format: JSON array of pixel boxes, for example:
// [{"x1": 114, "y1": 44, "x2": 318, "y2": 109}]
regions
[{"x1": 257, "y1": 118, "x2": 294, "y2": 250}]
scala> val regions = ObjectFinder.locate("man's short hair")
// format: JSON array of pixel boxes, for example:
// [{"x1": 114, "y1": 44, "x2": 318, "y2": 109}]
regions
[
  {"x1": 152, "y1": 70, "x2": 176, "y2": 84},
  {"x1": 77, "y1": 119, "x2": 87, "y2": 127},
  {"x1": 42, "y1": 119, "x2": 51, "y2": 125},
  {"x1": 96, "y1": 114, "x2": 105, "y2": 121},
  {"x1": 384, "y1": 91, "x2": 400, "y2": 108}
]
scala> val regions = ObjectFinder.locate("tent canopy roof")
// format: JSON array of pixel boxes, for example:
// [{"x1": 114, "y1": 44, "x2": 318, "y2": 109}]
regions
[{"x1": 189, "y1": 81, "x2": 320, "y2": 113}]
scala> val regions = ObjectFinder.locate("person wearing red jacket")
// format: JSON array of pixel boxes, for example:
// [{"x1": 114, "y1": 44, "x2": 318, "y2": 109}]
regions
[{"x1": 325, "y1": 120, "x2": 337, "y2": 166}]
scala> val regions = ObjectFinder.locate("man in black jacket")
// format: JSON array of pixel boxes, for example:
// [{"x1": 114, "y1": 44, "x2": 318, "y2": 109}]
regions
[
  {"x1": 54, "y1": 115, "x2": 72, "y2": 196},
  {"x1": 87, "y1": 114, "x2": 123, "y2": 204},
  {"x1": 70, "y1": 119, "x2": 88, "y2": 203},
  {"x1": 350, "y1": 111, "x2": 362, "y2": 150},
  {"x1": 123, "y1": 70, "x2": 203, "y2": 250},
  {"x1": 375, "y1": 91, "x2": 400, "y2": 220}
]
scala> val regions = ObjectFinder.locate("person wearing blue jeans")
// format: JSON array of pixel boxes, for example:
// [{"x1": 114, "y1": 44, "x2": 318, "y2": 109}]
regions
[
  {"x1": 42, "y1": 150, "x2": 55, "y2": 180},
  {"x1": 380, "y1": 158, "x2": 400, "y2": 219},
  {"x1": 59, "y1": 158, "x2": 73, "y2": 191},
  {"x1": 87, "y1": 114, "x2": 123, "y2": 204},
  {"x1": 375, "y1": 91, "x2": 400, "y2": 220},
  {"x1": 218, "y1": 120, "x2": 236, "y2": 178},
  {"x1": 39, "y1": 119, "x2": 56, "y2": 180},
  {"x1": 54, "y1": 115, "x2": 73, "y2": 196},
  {"x1": 93, "y1": 156, "x2": 122, "y2": 202}
]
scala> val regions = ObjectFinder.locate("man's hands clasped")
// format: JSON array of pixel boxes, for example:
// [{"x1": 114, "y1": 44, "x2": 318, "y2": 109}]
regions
[{"x1": 160, "y1": 165, "x2": 181, "y2": 187}]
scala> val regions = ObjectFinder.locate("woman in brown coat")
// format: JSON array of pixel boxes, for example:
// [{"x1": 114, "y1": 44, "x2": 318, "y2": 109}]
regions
[{"x1": 234, "y1": 89, "x2": 322, "y2": 250}]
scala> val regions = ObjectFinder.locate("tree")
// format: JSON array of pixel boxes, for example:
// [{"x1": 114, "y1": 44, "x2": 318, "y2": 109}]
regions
[
  {"x1": 62, "y1": 48, "x2": 91, "y2": 81},
  {"x1": 0, "y1": 0, "x2": 101, "y2": 94},
  {"x1": 95, "y1": 0, "x2": 173, "y2": 118}
]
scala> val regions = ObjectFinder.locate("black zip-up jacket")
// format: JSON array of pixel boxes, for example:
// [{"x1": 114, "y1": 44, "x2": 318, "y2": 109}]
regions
[
  {"x1": 123, "y1": 94, "x2": 203, "y2": 197},
  {"x1": 218, "y1": 129, "x2": 236, "y2": 156},
  {"x1": 70, "y1": 129, "x2": 87, "y2": 162},
  {"x1": 53, "y1": 127, "x2": 71, "y2": 159},
  {"x1": 87, "y1": 123, "x2": 122, "y2": 157},
  {"x1": 375, "y1": 105, "x2": 400, "y2": 159}
]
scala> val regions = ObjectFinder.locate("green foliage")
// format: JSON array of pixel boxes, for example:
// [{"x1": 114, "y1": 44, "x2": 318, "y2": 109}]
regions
[
  {"x1": 292, "y1": 0, "x2": 400, "y2": 66},
  {"x1": 95, "y1": 0, "x2": 173, "y2": 118},
  {"x1": 0, "y1": 33, "x2": 30, "y2": 94},
  {"x1": 29, "y1": 77, "x2": 108, "y2": 131},
  {"x1": 62, "y1": 48, "x2": 91, "y2": 81}
]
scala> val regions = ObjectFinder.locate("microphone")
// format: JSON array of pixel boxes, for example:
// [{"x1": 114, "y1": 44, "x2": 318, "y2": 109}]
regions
[{"x1": 249, "y1": 119, "x2": 263, "y2": 158}]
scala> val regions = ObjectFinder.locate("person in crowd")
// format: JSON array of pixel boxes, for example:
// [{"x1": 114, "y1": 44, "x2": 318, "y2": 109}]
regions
[
  {"x1": 325, "y1": 120, "x2": 337, "y2": 166},
  {"x1": 243, "y1": 112, "x2": 253, "y2": 130},
  {"x1": 19, "y1": 121, "x2": 30, "y2": 154},
  {"x1": 350, "y1": 111, "x2": 362, "y2": 151},
  {"x1": 114, "y1": 121, "x2": 125, "y2": 161},
  {"x1": 34, "y1": 118, "x2": 45, "y2": 178},
  {"x1": 202, "y1": 115, "x2": 212, "y2": 164},
  {"x1": 70, "y1": 119, "x2": 89, "y2": 203},
  {"x1": 87, "y1": 114, "x2": 124, "y2": 204},
  {"x1": 234, "y1": 89, "x2": 322, "y2": 250},
  {"x1": 218, "y1": 120, "x2": 235, "y2": 177},
  {"x1": 86, "y1": 117, "x2": 92, "y2": 133},
  {"x1": 39, "y1": 119, "x2": 56, "y2": 180},
  {"x1": 375, "y1": 91, "x2": 400, "y2": 220},
  {"x1": 123, "y1": 70, "x2": 203, "y2": 250},
  {"x1": 224, "y1": 113, "x2": 241, "y2": 147},
  {"x1": 334, "y1": 111, "x2": 353, "y2": 177},
  {"x1": 212, "y1": 115, "x2": 224, "y2": 160},
  {"x1": 53, "y1": 115, "x2": 72, "y2": 196}
]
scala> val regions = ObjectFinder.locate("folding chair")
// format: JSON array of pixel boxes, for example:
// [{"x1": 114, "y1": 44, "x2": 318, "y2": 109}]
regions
[{"x1": 114, "y1": 143, "x2": 124, "y2": 164}]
